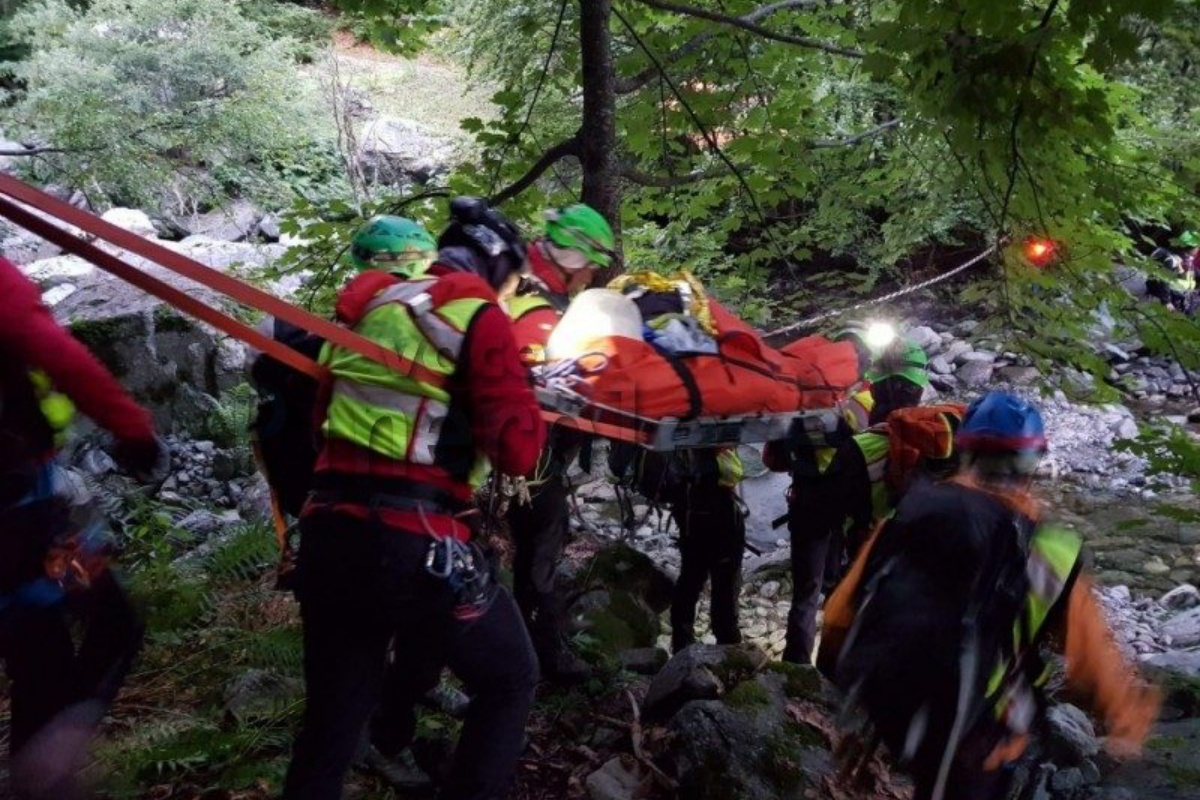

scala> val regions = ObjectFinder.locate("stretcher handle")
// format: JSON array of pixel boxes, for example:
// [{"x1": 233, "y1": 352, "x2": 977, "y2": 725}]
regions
[{"x1": 0, "y1": 174, "x2": 447, "y2": 388}]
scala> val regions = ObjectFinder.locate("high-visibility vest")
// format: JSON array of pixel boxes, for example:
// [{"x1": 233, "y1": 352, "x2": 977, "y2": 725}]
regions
[
  {"x1": 320, "y1": 277, "x2": 489, "y2": 486},
  {"x1": 28, "y1": 370, "x2": 74, "y2": 447},
  {"x1": 505, "y1": 293, "x2": 555, "y2": 320},
  {"x1": 853, "y1": 429, "x2": 891, "y2": 522},
  {"x1": 1169, "y1": 269, "x2": 1197, "y2": 294},
  {"x1": 984, "y1": 525, "x2": 1082, "y2": 730}
]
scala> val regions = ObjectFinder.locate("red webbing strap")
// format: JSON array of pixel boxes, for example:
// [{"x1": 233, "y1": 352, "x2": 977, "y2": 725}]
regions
[
  {"x1": 0, "y1": 193, "x2": 326, "y2": 380},
  {"x1": 0, "y1": 174, "x2": 447, "y2": 388}
]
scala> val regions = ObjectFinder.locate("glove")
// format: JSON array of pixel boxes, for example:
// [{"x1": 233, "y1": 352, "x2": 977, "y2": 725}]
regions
[{"x1": 111, "y1": 436, "x2": 169, "y2": 483}]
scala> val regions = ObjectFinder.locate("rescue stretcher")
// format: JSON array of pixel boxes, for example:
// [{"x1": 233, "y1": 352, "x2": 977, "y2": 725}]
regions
[
  {"x1": 535, "y1": 380, "x2": 842, "y2": 451},
  {"x1": 0, "y1": 174, "x2": 853, "y2": 452}
]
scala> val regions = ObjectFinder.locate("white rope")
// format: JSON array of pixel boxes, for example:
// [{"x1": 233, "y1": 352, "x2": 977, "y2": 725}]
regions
[{"x1": 764, "y1": 242, "x2": 1002, "y2": 340}]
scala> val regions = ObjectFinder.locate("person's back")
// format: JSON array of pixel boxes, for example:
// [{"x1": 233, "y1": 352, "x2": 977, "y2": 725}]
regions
[{"x1": 823, "y1": 392, "x2": 1158, "y2": 800}]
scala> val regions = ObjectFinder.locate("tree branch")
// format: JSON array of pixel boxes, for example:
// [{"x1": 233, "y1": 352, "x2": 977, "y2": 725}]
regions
[
  {"x1": 628, "y1": 0, "x2": 863, "y2": 58},
  {"x1": 488, "y1": 135, "x2": 581, "y2": 205},
  {"x1": 619, "y1": 163, "x2": 724, "y2": 186},
  {"x1": 615, "y1": 0, "x2": 849, "y2": 94},
  {"x1": 810, "y1": 118, "x2": 900, "y2": 148}
]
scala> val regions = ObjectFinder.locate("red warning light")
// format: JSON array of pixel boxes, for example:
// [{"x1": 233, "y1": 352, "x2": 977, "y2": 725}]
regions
[{"x1": 1024, "y1": 237, "x2": 1057, "y2": 267}]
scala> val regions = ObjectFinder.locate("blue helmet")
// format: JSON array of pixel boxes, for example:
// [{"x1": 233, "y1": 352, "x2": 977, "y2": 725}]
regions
[{"x1": 957, "y1": 392, "x2": 1047, "y2": 473}]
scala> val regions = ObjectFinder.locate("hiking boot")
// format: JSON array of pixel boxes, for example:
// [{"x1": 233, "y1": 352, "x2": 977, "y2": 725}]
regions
[
  {"x1": 422, "y1": 683, "x2": 470, "y2": 719},
  {"x1": 357, "y1": 744, "x2": 434, "y2": 795}
]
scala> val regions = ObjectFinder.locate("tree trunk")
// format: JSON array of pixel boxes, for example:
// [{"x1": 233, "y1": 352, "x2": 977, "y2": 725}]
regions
[{"x1": 578, "y1": 0, "x2": 622, "y2": 274}]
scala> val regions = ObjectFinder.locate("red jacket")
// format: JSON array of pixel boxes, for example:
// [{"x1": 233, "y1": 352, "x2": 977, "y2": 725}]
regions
[
  {"x1": 509, "y1": 243, "x2": 572, "y2": 358},
  {"x1": 0, "y1": 257, "x2": 154, "y2": 472},
  {"x1": 310, "y1": 265, "x2": 546, "y2": 540}
]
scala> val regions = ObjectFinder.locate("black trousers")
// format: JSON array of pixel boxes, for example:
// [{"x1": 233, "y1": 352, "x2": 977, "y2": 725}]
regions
[
  {"x1": 783, "y1": 474, "x2": 842, "y2": 664},
  {"x1": 0, "y1": 491, "x2": 143, "y2": 759},
  {"x1": 507, "y1": 457, "x2": 569, "y2": 660},
  {"x1": 669, "y1": 485, "x2": 745, "y2": 652},
  {"x1": 283, "y1": 510, "x2": 538, "y2": 800}
]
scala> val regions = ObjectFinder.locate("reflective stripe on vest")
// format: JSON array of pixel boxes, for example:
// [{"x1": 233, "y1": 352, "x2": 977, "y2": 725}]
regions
[
  {"x1": 842, "y1": 388, "x2": 875, "y2": 434},
  {"x1": 985, "y1": 524, "x2": 1083, "y2": 719},
  {"x1": 29, "y1": 370, "x2": 74, "y2": 446},
  {"x1": 506, "y1": 293, "x2": 555, "y2": 320},
  {"x1": 853, "y1": 430, "x2": 891, "y2": 521},
  {"x1": 321, "y1": 278, "x2": 488, "y2": 481}
]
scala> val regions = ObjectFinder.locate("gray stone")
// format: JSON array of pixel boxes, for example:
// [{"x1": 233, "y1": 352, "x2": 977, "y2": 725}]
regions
[
  {"x1": 1102, "y1": 343, "x2": 1132, "y2": 362},
  {"x1": 956, "y1": 360, "x2": 995, "y2": 389},
  {"x1": 357, "y1": 116, "x2": 455, "y2": 186},
  {"x1": 905, "y1": 325, "x2": 942, "y2": 352},
  {"x1": 1162, "y1": 584, "x2": 1200, "y2": 611},
  {"x1": 1164, "y1": 607, "x2": 1200, "y2": 649},
  {"x1": 1144, "y1": 649, "x2": 1200, "y2": 676},
  {"x1": 996, "y1": 365, "x2": 1042, "y2": 385},
  {"x1": 669, "y1": 672, "x2": 832, "y2": 799},
  {"x1": 178, "y1": 199, "x2": 263, "y2": 242},
  {"x1": 644, "y1": 644, "x2": 767, "y2": 721},
  {"x1": 1050, "y1": 766, "x2": 1083, "y2": 793},
  {"x1": 943, "y1": 340, "x2": 973, "y2": 362},
  {"x1": 586, "y1": 757, "x2": 646, "y2": 800},
  {"x1": 237, "y1": 473, "x2": 274, "y2": 522},
  {"x1": 758, "y1": 581, "x2": 781, "y2": 600},
  {"x1": 223, "y1": 668, "x2": 303, "y2": 724},
  {"x1": 100, "y1": 207, "x2": 158, "y2": 238},
  {"x1": 1045, "y1": 704, "x2": 1100, "y2": 764},
  {"x1": 929, "y1": 355, "x2": 954, "y2": 375},
  {"x1": 176, "y1": 508, "x2": 239, "y2": 540},
  {"x1": 257, "y1": 213, "x2": 282, "y2": 242},
  {"x1": 617, "y1": 647, "x2": 668, "y2": 675},
  {"x1": 957, "y1": 349, "x2": 997, "y2": 365}
]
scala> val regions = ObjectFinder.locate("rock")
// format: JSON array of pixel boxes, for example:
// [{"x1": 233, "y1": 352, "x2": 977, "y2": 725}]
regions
[
  {"x1": 257, "y1": 213, "x2": 282, "y2": 242},
  {"x1": 942, "y1": 340, "x2": 973, "y2": 362},
  {"x1": 1050, "y1": 766, "x2": 1083, "y2": 794},
  {"x1": 586, "y1": 757, "x2": 647, "y2": 800},
  {"x1": 644, "y1": 644, "x2": 767, "y2": 721},
  {"x1": 100, "y1": 207, "x2": 158, "y2": 238},
  {"x1": 357, "y1": 117, "x2": 455, "y2": 186},
  {"x1": 1045, "y1": 704, "x2": 1100, "y2": 764},
  {"x1": 929, "y1": 355, "x2": 954, "y2": 375},
  {"x1": 223, "y1": 668, "x2": 304, "y2": 724},
  {"x1": 956, "y1": 360, "x2": 995, "y2": 389},
  {"x1": 617, "y1": 647, "x2": 669, "y2": 675},
  {"x1": 957, "y1": 349, "x2": 997, "y2": 365},
  {"x1": 1113, "y1": 417, "x2": 1140, "y2": 440},
  {"x1": 1163, "y1": 585, "x2": 1200, "y2": 611},
  {"x1": 1080, "y1": 759, "x2": 1100, "y2": 785},
  {"x1": 1189, "y1": 407, "x2": 1200, "y2": 424},
  {"x1": 1144, "y1": 650, "x2": 1200, "y2": 677},
  {"x1": 996, "y1": 365, "x2": 1042, "y2": 385},
  {"x1": 175, "y1": 508, "x2": 239, "y2": 542},
  {"x1": 237, "y1": 473, "x2": 274, "y2": 522},
  {"x1": 1102, "y1": 343, "x2": 1132, "y2": 362},
  {"x1": 758, "y1": 581, "x2": 781, "y2": 600},
  {"x1": 1164, "y1": 608, "x2": 1200, "y2": 649},
  {"x1": 212, "y1": 449, "x2": 244, "y2": 481},
  {"x1": 178, "y1": 199, "x2": 262, "y2": 242},
  {"x1": 668, "y1": 673, "x2": 832, "y2": 800},
  {"x1": 905, "y1": 325, "x2": 941, "y2": 352}
]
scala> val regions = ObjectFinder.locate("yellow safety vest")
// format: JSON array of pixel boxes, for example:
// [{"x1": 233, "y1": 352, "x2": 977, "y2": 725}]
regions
[
  {"x1": 320, "y1": 277, "x2": 490, "y2": 486},
  {"x1": 29, "y1": 370, "x2": 74, "y2": 447},
  {"x1": 852, "y1": 429, "x2": 891, "y2": 522}
]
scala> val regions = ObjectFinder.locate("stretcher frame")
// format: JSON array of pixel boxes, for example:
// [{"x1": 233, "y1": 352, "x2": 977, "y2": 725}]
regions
[{"x1": 535, "y1": 382, "x2": 843, "y2": 451}]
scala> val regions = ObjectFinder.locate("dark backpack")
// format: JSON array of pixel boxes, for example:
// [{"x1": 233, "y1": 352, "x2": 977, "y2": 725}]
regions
[
  {"x1": 248, "y1": 319, "x2": 324, "y2": 518},
  {"x1": 607, "y1": 443, "x2": 719, "y2": 505}
]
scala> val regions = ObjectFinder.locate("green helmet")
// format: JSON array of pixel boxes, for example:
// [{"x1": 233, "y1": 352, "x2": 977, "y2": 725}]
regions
[
  {"x1": 866, "y1": 338, "x2": 930, "y2": 389},
  {"x1": 1180, "y1": 230, "x2": 1199, "y2": 248},
  {"x1": 545, "y1": 204, "x2": 616, "y2": 269},
  {"x1": 350, "y1": 215, "x2": 437, "y2": 277}
]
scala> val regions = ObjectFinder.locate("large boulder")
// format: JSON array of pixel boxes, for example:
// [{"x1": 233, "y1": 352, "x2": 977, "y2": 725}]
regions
[
  {"x1": 26, "y1": 235, "x2": 285, "y2": 432},
  {"x1": 357, "y1": 116, "x2": 455, "y2": 186},
  {"x1": 644, "y1": 643, "x2": 767, "y2": 721},
  {"x1": 668, "y1": 672, "x2": 833, "y2": 800}
]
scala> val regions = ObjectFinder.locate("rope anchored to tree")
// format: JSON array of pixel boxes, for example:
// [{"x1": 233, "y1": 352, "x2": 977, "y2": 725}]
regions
[{"x1": 763, "y1": 241, "x2": 1003, "y2": 340}]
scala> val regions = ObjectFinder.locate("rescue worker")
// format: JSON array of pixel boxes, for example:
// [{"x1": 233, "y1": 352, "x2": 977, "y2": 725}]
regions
[
  {"x1": 1147, "y1": 246, "x2": 1197, "y2": 314},
  {"x1": 765, "y1": 337, "x2": 930, "y2": 664},
  {"x1": 282, "y1": 198, "x2": 546, "y2": 800},
  {"x1": 1, "y1": 257, "x2": 164, "y2": 799},
  {"x1": 667, "y1": 448, "x2": 746, "y2": 654},
  {"x1": 505, "y1": 203, "x2": 615, "y2": 683},
  {"x1": 822, "y1": 392, "x2": 1159, "y2": 800}
]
